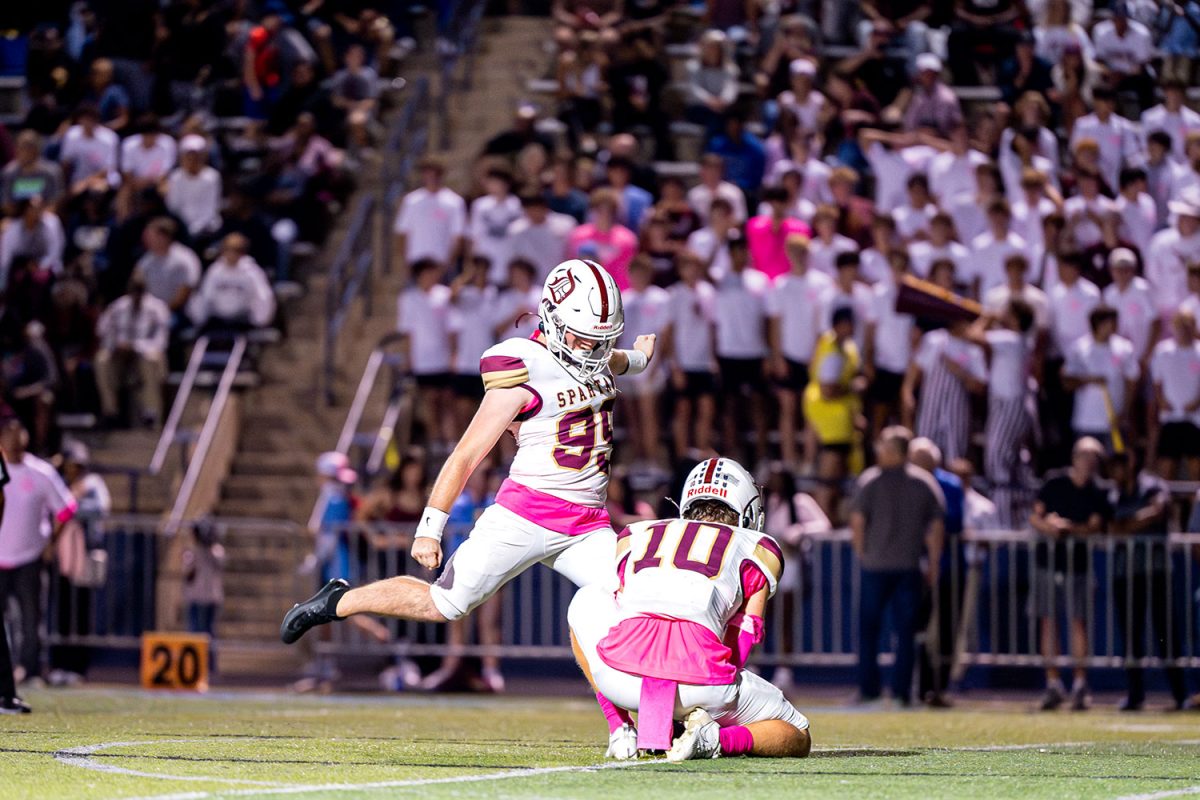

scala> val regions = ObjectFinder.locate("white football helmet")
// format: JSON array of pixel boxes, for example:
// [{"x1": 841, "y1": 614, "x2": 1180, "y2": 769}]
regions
[
  {"x1": 538, "y1": 259, "x2": 624, "y2": 382},
  {"x1": 679, "y1": 457, "x2": 765, "y2": 532}
]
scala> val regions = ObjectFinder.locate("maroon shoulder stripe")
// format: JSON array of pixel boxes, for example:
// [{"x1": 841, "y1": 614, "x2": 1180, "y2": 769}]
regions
[
  {"x1": 585, "y1": 261, "x2": 610, "y2": 323},
  {"x1": 479, "y1": 355, "x2": 526, "y2": 374}
]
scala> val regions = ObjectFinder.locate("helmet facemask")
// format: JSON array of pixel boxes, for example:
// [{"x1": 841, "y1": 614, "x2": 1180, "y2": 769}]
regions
[{"x1": 539, "y1": 299, "x2": 622, "y2": 383}]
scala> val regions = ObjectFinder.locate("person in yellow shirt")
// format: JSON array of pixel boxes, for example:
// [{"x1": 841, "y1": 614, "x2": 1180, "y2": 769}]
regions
[{"x1": 803, "y1": 307, "x2": 866, "y2": 518}]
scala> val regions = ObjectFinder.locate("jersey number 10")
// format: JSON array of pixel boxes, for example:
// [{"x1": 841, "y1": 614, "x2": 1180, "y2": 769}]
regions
[{"x1": 632, "y1": 521, "x2": 733, "y2": 579}]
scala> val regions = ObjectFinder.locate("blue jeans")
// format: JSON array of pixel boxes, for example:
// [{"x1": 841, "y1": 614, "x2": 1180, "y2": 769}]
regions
[{"x1": 858, "y1": 568, "x2": 922, "y2": 703}]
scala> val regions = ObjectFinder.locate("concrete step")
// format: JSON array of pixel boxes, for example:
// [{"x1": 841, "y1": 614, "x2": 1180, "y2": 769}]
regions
[
  {"x1": 216, "y1": 641, "x2": 305, "y2": 677},
  {"x1": 220, "y1": 479, "x2": 313, "y2": 504},
  {"x1": 229, "y1": 452, "x2": 315, "y2": 478}
]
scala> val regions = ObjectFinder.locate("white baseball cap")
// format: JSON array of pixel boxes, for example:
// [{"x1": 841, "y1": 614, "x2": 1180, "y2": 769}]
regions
[
  {"x1": 1109, "y1": 247, "x2": 1137, "y2": 269},
  {"x1": 916, "y1": 53, "x2": 942, "y2": 73},
  {"x1": 180, "y1": 134, "x2": 208, "y2": 154},
  {"x1": 790, "y1": 58, "x2": 816, "y2": 78},
  {"x1": 1170, "y1": 189, "x2": 1200, "y2": 220}
]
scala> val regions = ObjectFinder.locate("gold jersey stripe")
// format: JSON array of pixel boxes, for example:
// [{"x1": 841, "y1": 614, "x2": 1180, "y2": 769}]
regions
[
  {"x1": 616, "y1": 536, "x2": 632, "y2": 558},
  {"x1": 481, "y1": 368, "x2": 530, "y2": 390},
  {"x1": 753, "y1": 543, "x2": 783, "y2": 583}
]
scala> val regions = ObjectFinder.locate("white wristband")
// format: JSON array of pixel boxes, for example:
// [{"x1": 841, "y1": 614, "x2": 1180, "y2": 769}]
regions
[
  {"x1": 620, "y1": 348, "x2": 649, "y2": 376},
  {"x1": 415, "y1": 507, "x2": 449, "y2": 542}
]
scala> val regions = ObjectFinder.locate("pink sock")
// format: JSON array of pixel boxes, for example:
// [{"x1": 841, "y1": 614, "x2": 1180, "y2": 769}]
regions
[
  {"x1": 718, "y1": 725, "x2": 754, "y2": 756},
  {"x1": 596, "y1": 692, "x2": 633, "y2": 734}
]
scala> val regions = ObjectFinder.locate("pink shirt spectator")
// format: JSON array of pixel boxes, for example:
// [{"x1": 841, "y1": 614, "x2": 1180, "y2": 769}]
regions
[
  {"x1": 745, "y1": 215, "x2": 812, "y2": 279},
  {"x1": 567, "y1": 223, "x2": 638, "y2": 289}
]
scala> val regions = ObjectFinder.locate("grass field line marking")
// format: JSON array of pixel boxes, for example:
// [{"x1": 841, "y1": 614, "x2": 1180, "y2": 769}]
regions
[
  {"x1": 54, "y1": 740, "x2": 290, "y2": 787},
  {"x1": 1115, "y1": 786, "x2": 1200, "y2": 800},
  {"x1": 65, "y1": 738, "x2": 661, "y2": 800}
]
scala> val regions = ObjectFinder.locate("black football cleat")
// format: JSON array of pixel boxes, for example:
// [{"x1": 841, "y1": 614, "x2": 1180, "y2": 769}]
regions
[
  {"x1": 281, "y1": 579, "x2": 350, "y2": 644},
  {"x1": 0, "y1": 696, "x2": 32, "y2": 714}
]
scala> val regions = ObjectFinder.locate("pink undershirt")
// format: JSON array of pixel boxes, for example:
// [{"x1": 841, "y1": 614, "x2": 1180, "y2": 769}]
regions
[
  {"x1": 494, "y1": 479, "x2": 612, "y2": 536},
  {"x1": 598, "y1": 562, "x2": 768, "y2": 685}
]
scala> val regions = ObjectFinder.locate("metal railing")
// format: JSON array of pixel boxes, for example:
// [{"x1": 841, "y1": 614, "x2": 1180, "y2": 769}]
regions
[
  {"x1": 150, "y1": 336, "x2": 210, "y2": 475},
  {"x1": 167, "y1": 336, "x2": 247, "y2": 531},
  {"x1": 322, "y1": 194, "x2": 377, "y2": 406},
  {"x1": 42, "y1": 515, "x2": 1200, "y2": 682},
  {"x1": 309, "y1": 334, "x2": 412, "y2": 533}
]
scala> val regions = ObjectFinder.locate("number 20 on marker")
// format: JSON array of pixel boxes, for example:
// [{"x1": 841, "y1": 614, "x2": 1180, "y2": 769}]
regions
[{"x1": 140, "y1": 632, "x2": 209, "y2": 691}]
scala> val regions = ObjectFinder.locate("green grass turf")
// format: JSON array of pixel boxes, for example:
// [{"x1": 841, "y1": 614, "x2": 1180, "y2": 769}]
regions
[{"x1": 3, "y1": 687, "x2": 1200, "y2": 799}]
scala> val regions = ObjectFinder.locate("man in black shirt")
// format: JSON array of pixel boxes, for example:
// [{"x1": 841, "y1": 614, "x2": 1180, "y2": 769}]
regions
[
  {"x1": 1030, "y1": 436, "x2": 1110, "y2": 711},
  {"x1": 1108, "y1": 456, "x2": 1191, "y2": 711}
]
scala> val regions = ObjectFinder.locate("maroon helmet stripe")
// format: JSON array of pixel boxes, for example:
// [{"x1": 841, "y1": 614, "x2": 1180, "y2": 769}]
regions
[
  {"x1": 585, "y1": 261, "x2": 610, "y2": 323},
  {"x1": 703, "y1": 459, "x2": 718, "y2": 484}
]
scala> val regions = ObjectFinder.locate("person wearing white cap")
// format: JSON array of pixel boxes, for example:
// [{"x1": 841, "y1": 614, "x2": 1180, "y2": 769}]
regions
[
  {"x1": 312, "y1": 451, "x2": 358, "y2": 584},
  {"x1": 165, "y1": 134, "x2": 222, "y2": 238},
  {"x1": 777, "y1": 58, "x2": 826, "y2": 136},
  {"x1": 1103, "y1": 248, "x2": 1159, "y2": 369},
  {"x1": 1146, "y1": 188, "x2": 1200, "y2": 320},
  {"x1": 899, "y1": 52, "x2": 962, "y2": 138},
  {"x1": 1150, "y1": 309, "x2": 1200, "y2": 480}
]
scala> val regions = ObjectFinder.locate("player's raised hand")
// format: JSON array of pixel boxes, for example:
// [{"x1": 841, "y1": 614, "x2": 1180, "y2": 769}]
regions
[
  {"x1": 634, "y1": 333, "x2": 656, "y2": 362},
  {"x1": 412, "y1": 537, "x2": 443, "y2": 570}
]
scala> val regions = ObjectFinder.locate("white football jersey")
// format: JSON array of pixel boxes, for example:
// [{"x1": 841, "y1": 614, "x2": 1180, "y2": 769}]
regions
[
  {"x1": 615, "y1": 518, "x2": 783, "y2": 638},
  {"x1": 480, "y1": 335, "x2": 616, "y2": 507}
]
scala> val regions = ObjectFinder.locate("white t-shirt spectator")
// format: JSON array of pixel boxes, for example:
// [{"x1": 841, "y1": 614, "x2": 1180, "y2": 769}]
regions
[
  {"x1": 1115, "y1": 192, "x2": 1157, "y2": 255},
  {"x1": 1141, "y1": 103, "x2": 1200, "y2": 163},
  {"x1": 1146, "y1": 225, "x2": 1200, "y2": 317},
  {"x1": 469, "y1": 194, "x2": 523, "y2": 284},
  {"x1": 0, "y1": 453, "x2": 76, "y2": 568},
  {"x1": 864, "y1": 143, "x2": 936, "y2": 211},
  {"x1": 1011, "y1": 196, "x2": 1056, "y2": 253},
  {"x1": 620, "y1": 284, "x2": 670, "y2": 388},
  {"x1": 1070, "y1": 113, "x2": 1145, "y2": 191},
  {"x1": 871, "y1": 279, "x2": 915, "y2": 374},
  {"x1": 121, "y1": 134, "x2": 177, "y2": 181},
  {"x1": 1151, "y1": 338, "x2": 1200, "y2": 424},
  {"x1": 969, "y1": 230, "x2": 1029, "y2": 292},
  {"x1": 97, "y1": 293, "x2": 171, "y2": 357},
  {"x1": 818, "y1": 281, "x2": 876, "y2": 354},
  {"x1": 492, "y1": 286, "x2": 541, "y2": 339},
  {"x1": 766, "y1": 270, "x2": 832, "y2": 364},
  {"x1": 928, "y1": 149, "x2": 989, "y2": 205},
  {"x1": 137, "y1": 242, "x2": 202, "y2": 307},
  {"x1": 892, "y1": 202, "x2": 936, "y2": 242},
  {"x1": 687, "y1": 181, "x2": 747, "y2": 224},
  {"x1": 859, "y1": 248, "x2": 890, "y2": 285},
  {"x1": 808, "y1": 234, "x2": 857, "y2": 277},
  {"x1": 0, "y1": 210, "x2": 65, "y2": 278},
  {"x1": 1063, "y1": 194, "x2": 1115, "y2": 251},
  {"x1": 983, "y1": 282, "x2": 1050, "y2": 344},
  {"x1": 188, "y1": 256, "x2": 276, "y2": 327},
  {"x1": 59, "y1": 123, "x2": 119, "y2": 181},
  {"x1": 1092, "y1": 19, "x2": 1155, "y2": 75},
  {"x1": 1048, "y1": 278, "x2": 1102, "y2": 357},
  {"x1": 765, "y1": 158, "x2": 833, "y2": 205},
  {"x1": 393, "y1": 186, "x2": 467, "y2": 265},
  {"x1": 448, "y1": 284, "x2": 497, "y2": 375},
  {"x1": 908, "y1": 240, "x2": 970, "y2": 280},
  {"x1": 714, "y1": 268, "x2": 768, "y2": 359},
  {"x1": 1064, "y1": 333, "x2": 1140, "y2": 432},
  {"x1": 507, "y1": 212, "x2": 574, "y2": 282},
  {"x1": 667, "y1": 280, "x2": 717, "y2": 371},
  {"x1": 165, "y1": 166, "x2": 223, "y2": 237},
  {"x1": 1103, "y1": 277, "x2": 1157, "y2": 358},
  {"x1": 397, "y1": 284, "x2": 453, "y2": 374},
  {"x1": 685, "y1": 226, "x2": 732, "y2": 279},
  {"x1": 985, "y1": 329, "x2": 1030, "y2": 401}
]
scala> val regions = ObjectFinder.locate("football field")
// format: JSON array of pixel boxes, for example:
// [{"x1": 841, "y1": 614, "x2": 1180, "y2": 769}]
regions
[{"x1": 4, "y1": 687, "x2": 1200, "y2": 800}]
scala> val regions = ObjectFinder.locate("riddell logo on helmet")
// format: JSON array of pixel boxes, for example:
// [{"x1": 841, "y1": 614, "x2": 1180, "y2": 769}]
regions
[
  {"x1": 548, "y1": 274, "x2": 576, "y2": 304},
  {"x1": 687, "y1": 486, "x2": 727, "y2": 498}
]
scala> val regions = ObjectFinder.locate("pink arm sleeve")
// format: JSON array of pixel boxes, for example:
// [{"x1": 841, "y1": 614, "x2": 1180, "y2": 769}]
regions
[{"x1": 727, "y1": 612, "x2": 764, "y2": 670}]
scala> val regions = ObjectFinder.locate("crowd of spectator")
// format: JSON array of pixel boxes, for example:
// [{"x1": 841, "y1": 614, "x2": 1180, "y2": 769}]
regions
[
  {"x1": 388, "y1": 0, "x2": 1200, "y2": 536},
  {"x1": 0, "y1": 0, "x2": 398, "y2": 453}
]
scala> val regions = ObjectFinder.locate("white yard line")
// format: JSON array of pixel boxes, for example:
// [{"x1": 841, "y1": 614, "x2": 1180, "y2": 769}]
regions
[
  {"x1": 53, "y1": 741, "x2": 289, "y2": 786},
  {"x1": 1115, "y1": 788, "x2": 1200, "y2": 800}
]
